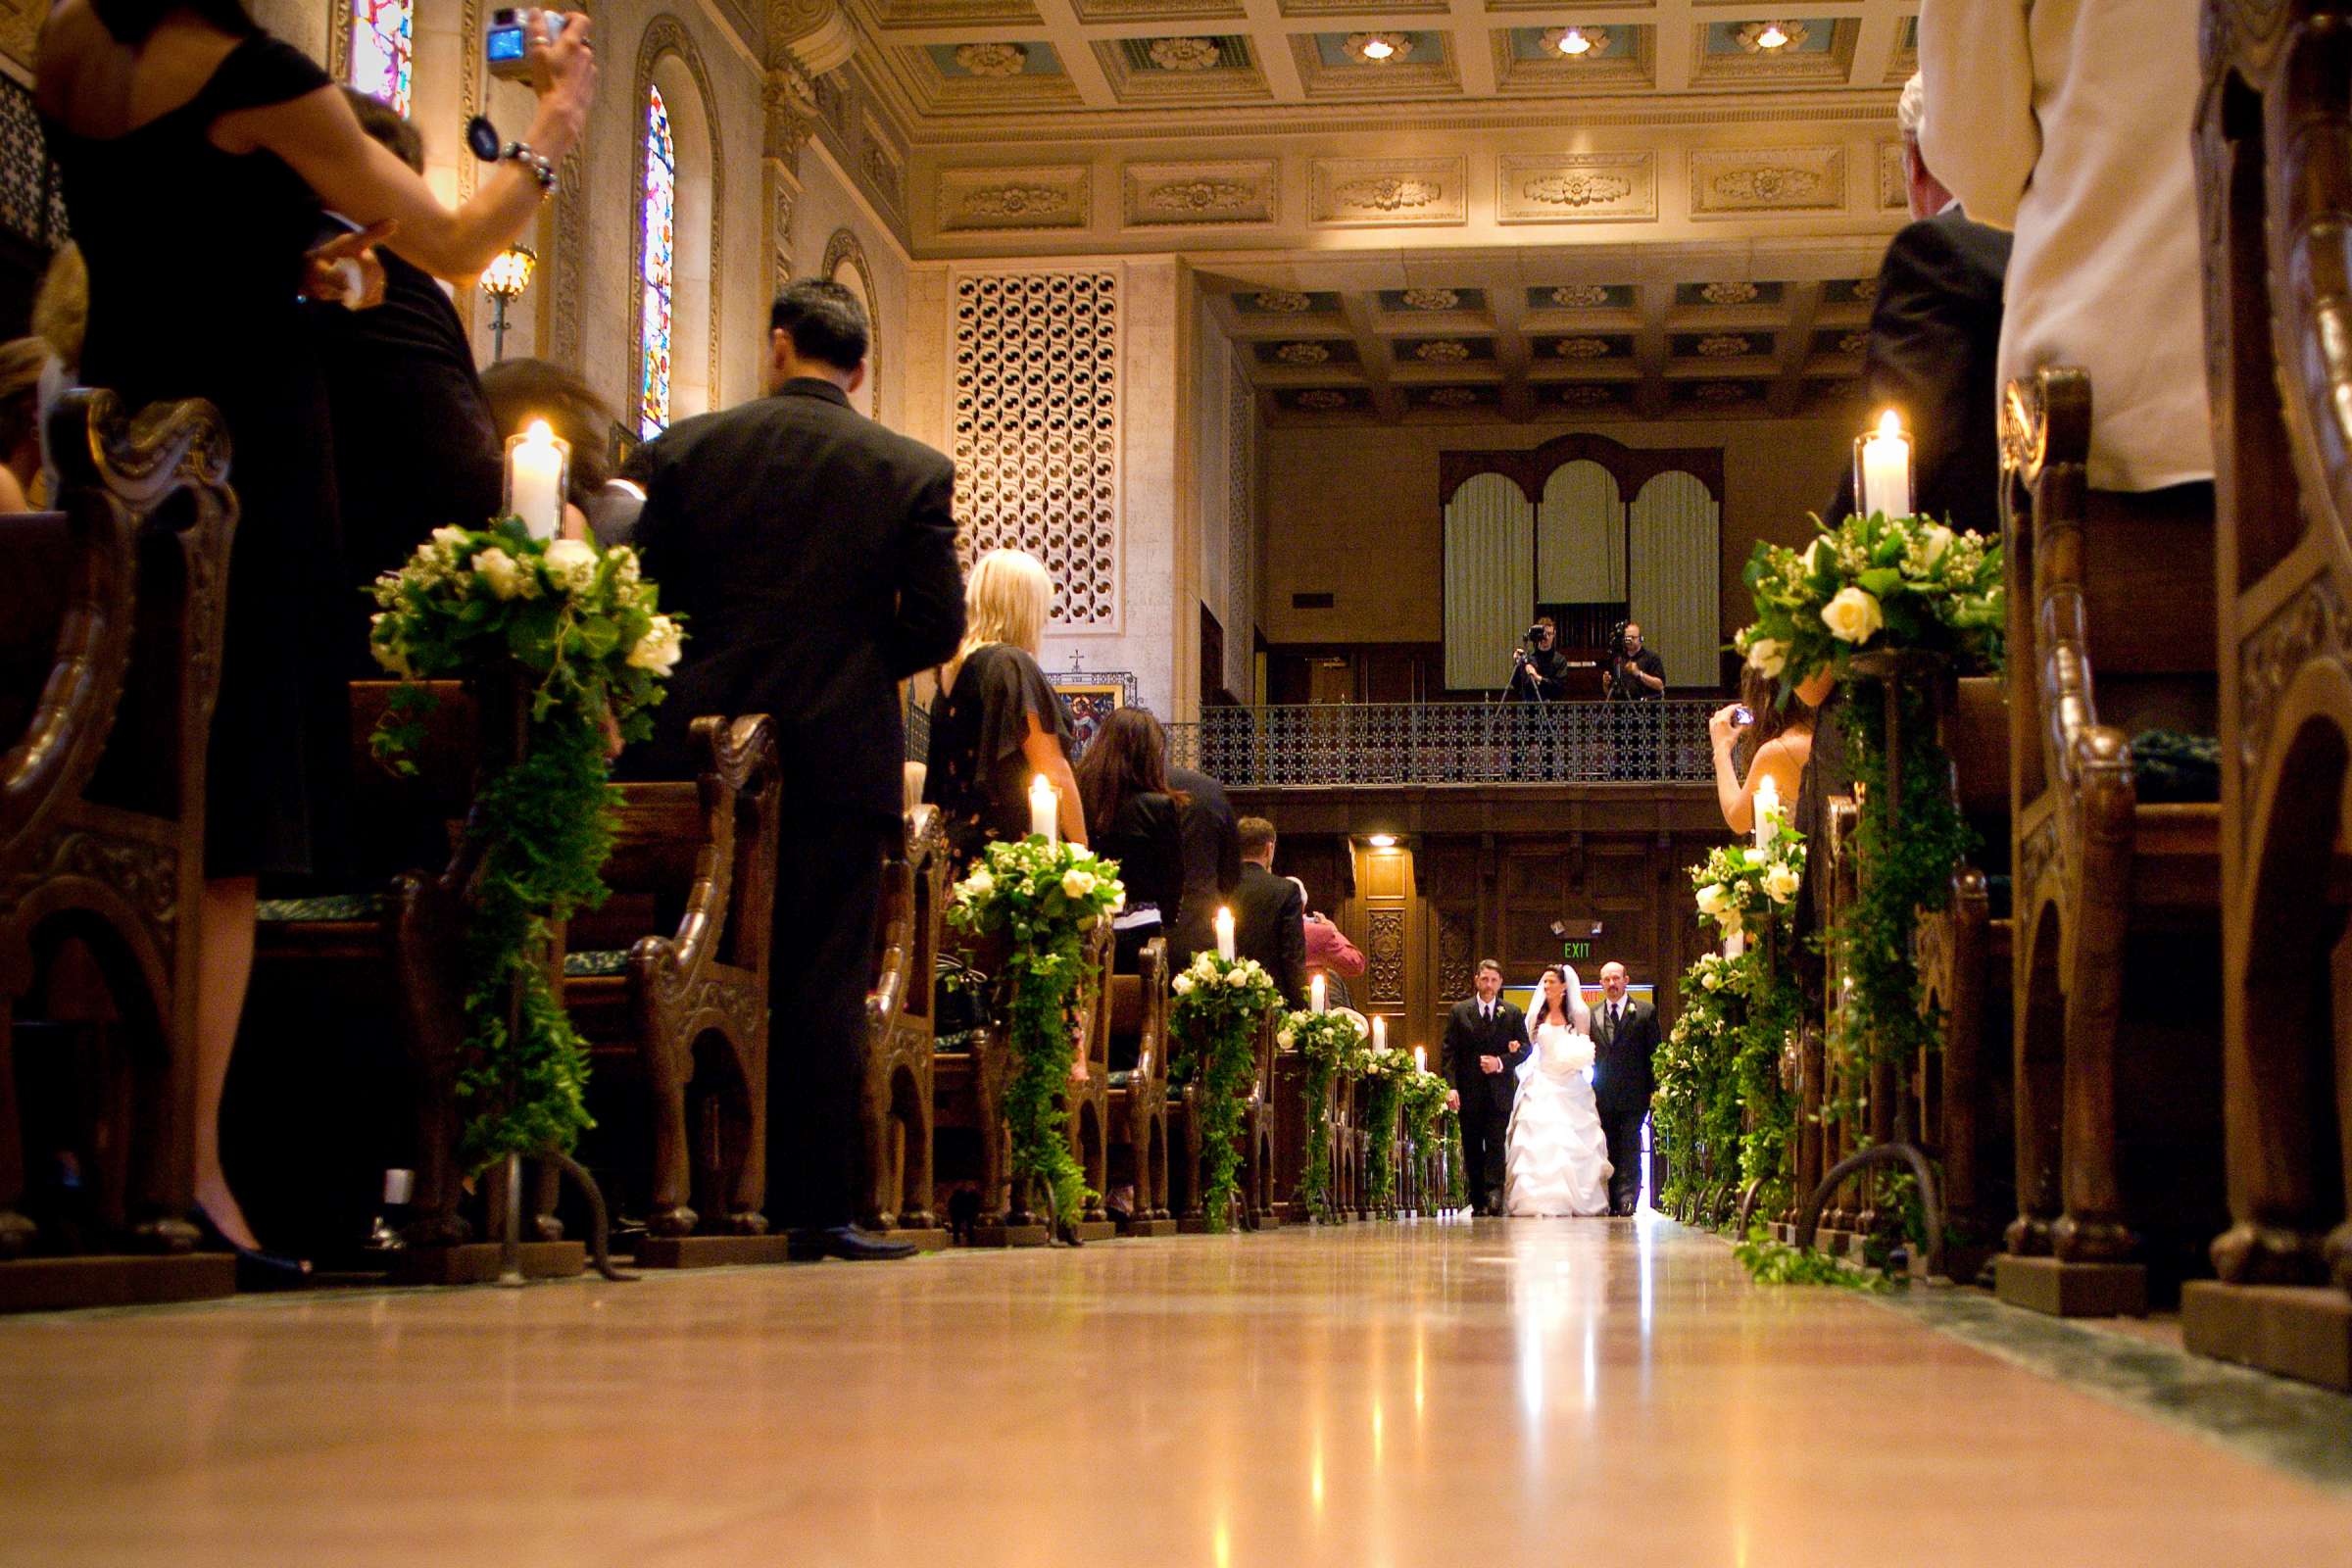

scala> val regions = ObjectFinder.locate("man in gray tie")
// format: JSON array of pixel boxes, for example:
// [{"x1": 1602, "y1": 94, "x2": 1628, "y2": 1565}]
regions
[{"x1": 1591, "y1": 961, "x2": 1661, "y2": 1215}]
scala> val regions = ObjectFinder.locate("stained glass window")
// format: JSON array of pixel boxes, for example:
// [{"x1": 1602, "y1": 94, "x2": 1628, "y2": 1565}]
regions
[
  {"x1": 346, "y1": 0, "x2": 413, "y2": 116},
  {"x1": 638, "y1": 86, "x2": 676, "y2": 439}
]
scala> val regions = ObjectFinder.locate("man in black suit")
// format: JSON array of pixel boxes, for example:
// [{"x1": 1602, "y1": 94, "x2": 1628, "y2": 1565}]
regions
[
  {"x1": 1443, "y1": 959, "x2": 1530, "y2": 1215},
  {"x1": 1229, "y1": 815, "x2": 1306, "y2": 1006},
  {"x1": 1591, "y1": 961, "x2": 1661, "y2": 1215},
  {"x1": 1167, "y1": 763, "x2": 1241, "y2": 968},
  {"x1": 628, "y1": 279, "x2": 964, "y2": 1260}
]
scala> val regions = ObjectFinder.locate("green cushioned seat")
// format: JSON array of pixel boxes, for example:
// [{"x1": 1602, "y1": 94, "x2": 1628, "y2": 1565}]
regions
[
  {"x1": 2131, "y1": 730, "x2": 2221, "y2": 804},
  {"x1": 1107, "y1": 1070, "x2": 1135, "y2": 1089},
  {"x1": 562, "y1": 949, "x2": 631, "y2": 979},
  {"x1": 255, "y1": 893, "x2": 387, "y2": 923},
  {"x1": 933, "y1": 1029, "x2": 983, "y2": 1055}
]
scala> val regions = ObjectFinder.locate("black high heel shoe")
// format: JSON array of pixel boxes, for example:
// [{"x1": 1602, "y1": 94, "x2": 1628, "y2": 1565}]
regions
[{"x1": 193, "y1": 1206, "x2": 314, "y2": 1293}]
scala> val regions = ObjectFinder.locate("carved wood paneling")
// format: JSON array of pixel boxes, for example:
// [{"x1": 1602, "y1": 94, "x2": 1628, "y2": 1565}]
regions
[{"x1": 1365, "y1": 907, "x2": 1406, "y2": 1004}]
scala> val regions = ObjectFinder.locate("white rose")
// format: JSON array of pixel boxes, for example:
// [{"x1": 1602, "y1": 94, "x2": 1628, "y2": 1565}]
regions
[
  {"x1": 429, "y1": 525, "x2": 469, "y2": 556},
  {"x1": 1920, "y1": 524, "x2": 1954, "y2": 568},
  {"x1": 544, "y1": 537, "x2": 599, "y2": 592},
  {"x1": 1745, "y1": 636, "x2": 1788, "y2": 679},
  {"x1": 1764, "y1": 862, "x2": 1802, "y2": 904},
  {"x1": 627, "y1": 614, "x2": 684, "y2": 675},
  {"x1": 1277, "y1": 1030, "x2": 1296, "y2": 1050},
  {"x1": 1701, "y1": 969, "x2": 1722, "y2": 991},
  {"x1": 471, "y1": 547, "x2": 525, "y2": 600},
  {"x1": 1821, "y1": 585, "x2": 1885, "y2": 644},
  {"x1": 1227, "y1": 968, "x2": 1250, "y2": 989},
  {"x1": 1172, "y1": 974, "x2": 1195, "y2": 996},
  {"x1": 1060, "y1": 869, "x2": 1097, "y2": 899},
  {"x1": 965, "y1": 866, "x2": 994, "y2": 896},
  {"x1": 1694, "y1": 882, "x2": 1729, "y2": 916}
]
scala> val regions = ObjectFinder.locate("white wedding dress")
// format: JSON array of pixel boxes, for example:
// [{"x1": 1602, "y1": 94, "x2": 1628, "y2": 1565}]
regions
[{"x1": 1503, "y1": 1015, "x2": 1614, "y2": 1217}]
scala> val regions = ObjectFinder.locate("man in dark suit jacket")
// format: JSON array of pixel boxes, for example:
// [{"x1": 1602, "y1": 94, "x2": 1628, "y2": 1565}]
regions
[
  {"x1": 1167, "y1": 763, "x2": 1241, "y2": 968},
  {"x1": 1591, "y1": 962, "x2": 1661, "y2": 1215},
  {"x1": 627, "y1": 279, "x2": 964, "y2": 1260},
  {"x1": 1443, "y1": 959, "x2": 1529, "y2": 1215},
  {"x1": 1229, "y1": 815, "x2": 1305, "y2": 1006}
]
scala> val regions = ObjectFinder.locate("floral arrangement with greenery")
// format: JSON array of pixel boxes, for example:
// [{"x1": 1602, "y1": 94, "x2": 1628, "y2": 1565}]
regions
[
  {"x1": 1398, "y1": 1068, "x2": 1453, "y2": 1212},
  {"x1": 1357, "y1": 1045, "x2": 1415, "y2": 1211},
  {"x1": 1280, "y1": 1008, "x2": 1367, "y2": 1222},
  {"x1": 1654, "y1": 950, "x2": 1746, "y2": 1216},
  {"x1": 1445, "y1": 1108, "x2": 1468, "y2": 1210},
  {"x1": 1169, "y1": 952, "x2": 1283, "y2": 1231},
  {"x1": 1738, "y1": 510, "x2": 2004, "y2": 1108},
  {"x1": 947, "y1": 837, "x2": 1128, "y2": 1229},
  {"x1": 367, "y1": 520, "x2": 680, "y2": 1168}
]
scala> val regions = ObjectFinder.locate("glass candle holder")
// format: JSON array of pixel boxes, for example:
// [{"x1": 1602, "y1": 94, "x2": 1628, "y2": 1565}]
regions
[
  {"x1": 1852, "y1": 408, "x2": 1913, "y2": 519},
  {"x1": 504, "y1": 418, "x2": 570, "y2": 542}
]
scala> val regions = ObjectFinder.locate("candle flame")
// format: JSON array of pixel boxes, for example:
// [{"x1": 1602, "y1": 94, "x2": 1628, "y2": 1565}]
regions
[
  {"x1": 1875, "y1": 408, "x2": 1902, "y2": 441},
  {"x1": 525, "y1": 417, "x2": 556, "y2": 446}
]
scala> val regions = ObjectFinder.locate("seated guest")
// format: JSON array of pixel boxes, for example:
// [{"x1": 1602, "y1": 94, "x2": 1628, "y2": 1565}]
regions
[
  {"x1": 1290, "y1": 878, "x2": 1366, "y2": 1008},
  {"x1": 1167, "y1": 759, "x2": 1239, "y2": 968},
  {"x1": 478, "y1": 356, "x2": 613, "y2": 543},
  {"x1": 924, "y1": 548, "x2": 1084, "y2": 863},
  {"x1": 1921, "y1": 0, "x2": 2211, "y2": 505},
  {"x1": 628, "y1": 276, "x2": 962, "y2": 1259},
  {"x1": 0, "y1": 339, "x2": 47, "y2": 511},
  {"x1": 1075, "y1": 707, "x2": 1184, "y2": 971},
  {"x1": 1710, "y1": 666, "x2": 1814, "y2": 837},
  {"x1": 315, "y1": 89, "x2": 504, "y2": 623},
  {"x1": 1828, "y1": 74, "x2": 2011, "y2": 536},
  {"x1": 1232, "y1": 815, "x2": 1306, "y2": 1006}
]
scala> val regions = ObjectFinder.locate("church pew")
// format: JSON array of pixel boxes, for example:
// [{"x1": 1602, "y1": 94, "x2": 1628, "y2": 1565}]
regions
[
  {"x1": 1167, "y1": 1004, "x2": 1281, "y2": 1232},
  {"x1": 1104, "y1": 937, "x2": 1174, "y2": 1237},
  {"x1": 2180, "y1": 0, "x2": 2352, "y2": 1388},
  {"x1": 0, "y1": 390, "x2": 239, "y2": 1309},
  {"x1": 855, "y1": 804, "x2": 947, "y2": 1250},
  {"x1": 561, "y1": 713, "x2": 786, "y2": 1267},
  {"x1": 1064, "y1": 932, "x2": 1115, "y2": 1242},
  {"x1": 1993, "y1": 368, "x2": 2225, "y2": 1317}
]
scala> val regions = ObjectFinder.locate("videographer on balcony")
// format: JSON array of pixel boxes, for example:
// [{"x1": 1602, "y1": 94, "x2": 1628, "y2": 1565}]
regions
[
  {"x1": 1600, "y1": 622, "x2": 1666, "y2": 701},
  {"x1": 1506, "y1": 615, "x2": 1571, "y2": 779}
]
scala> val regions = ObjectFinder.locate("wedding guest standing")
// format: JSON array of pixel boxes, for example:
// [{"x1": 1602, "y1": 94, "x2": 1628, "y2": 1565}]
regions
[
  {"x1": 924, "y1": 548, "x2": 1085, "y2": 863},
  {"x1": 1075, "y1": 707, "x2": 1185, "y2": 970},
  {"x1": 36, "y1": 0, "x2": 597, "y2": 1276},
  {"x1": 629, "y1": 277, "x2": 962, "y2": 1260},
  {"x1": 1591, "y1": 962, "x2": 1661, "y2": 1215},
  {"x1": 1709, "y1": 665, "x2": 1814, "y2": 837},
  {"x1": 1166, "y1": 760, "x2": 1239, "y2": 968},
  {"x1": 316, "y1": 91, "x2": 503, "y2": 630},
  {"x1": 1290, "y1": 881, "x2": 1366, "y2": 1009},
  {"x1": 1230, "y1": 815, "x2": 1306, "y2": 1007},
  {"x1": 1444, "y1": 960, "x2": 1529, "y2": 1216}
]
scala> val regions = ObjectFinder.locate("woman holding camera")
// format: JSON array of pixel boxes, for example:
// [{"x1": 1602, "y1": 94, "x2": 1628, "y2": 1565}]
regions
[
  {"x1": 37, "y1": 0, "x2": 596, "y2": 1276},
  {"x1": 1709, "y1": 666, "x2": 1814, "y2": 836}
]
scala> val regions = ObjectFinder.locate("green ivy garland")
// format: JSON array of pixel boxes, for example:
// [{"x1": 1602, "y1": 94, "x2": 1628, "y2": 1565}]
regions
[
  {"x1": 947, "y1": 838, "x2": 1128, "y2": 1229},
  {"x1": 1170, "y1": 952, "x2": 1282, "y2": 1232},
  {"x1": 1358, "y1": 1046, "x2": 1413, "y2": 1211},
  {"x1": 1445, "y1": 1111, "x2": 1468, "y2": 1210},
  {"x1": 1281, "y1": 1009, "x2": 1366, "y2": 1222},
  {"x1": 368, "y1": 521, "x2": 679, "y2": 1167},
  {"x1": 1397, "y1": 1068, "x2": 1451, "y2": 1213}
]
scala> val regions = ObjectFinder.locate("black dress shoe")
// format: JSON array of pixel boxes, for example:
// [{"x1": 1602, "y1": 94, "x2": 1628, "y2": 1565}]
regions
[
  {"x1": 194, "y1": 1206, "x2": 313, "y2": 1292},
  {"x1": 791, "y1": 1225, "x2": 917, "y2": 1261}
]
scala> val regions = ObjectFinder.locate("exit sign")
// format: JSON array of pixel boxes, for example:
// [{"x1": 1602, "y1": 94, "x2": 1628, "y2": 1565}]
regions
[{"x1": 1560, "y1": 940, "x2": 1592, "y2": 961}]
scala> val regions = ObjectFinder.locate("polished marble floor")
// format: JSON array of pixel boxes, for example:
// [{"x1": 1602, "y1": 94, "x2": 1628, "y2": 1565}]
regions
[{"x1": 4, "y1": 1218, "x2": 2350, "y2": 1567}]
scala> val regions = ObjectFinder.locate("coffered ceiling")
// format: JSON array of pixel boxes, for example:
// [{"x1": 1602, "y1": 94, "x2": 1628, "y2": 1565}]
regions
[
  {"x1": 847, "y1": 0, "x2": 1918, "y2": 134},
  {"x1": 1201, "y1": 240, "x2": 1886, "y2": 424}
]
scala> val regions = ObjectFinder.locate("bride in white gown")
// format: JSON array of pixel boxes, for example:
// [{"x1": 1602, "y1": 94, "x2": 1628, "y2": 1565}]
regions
[{"x1": 1503, "y1": 965, "x2": 1614, "y2": 1217}]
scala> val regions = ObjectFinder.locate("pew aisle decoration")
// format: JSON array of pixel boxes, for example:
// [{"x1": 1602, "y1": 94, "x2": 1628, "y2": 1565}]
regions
[
  {"x1": 1658, "y1": 819, "x2": 1806, "y2": 1219},
  {"x1": 1282, "y1": 1007, "x2": 1368, "y2": 1222},
  {"x1": 1398, "y1": 1068, "x2": 1453, "y2": 1210},
  {"x1": 368, "y1": 521, "x2": 680, "y2": 1167},
  {"x1": 1446, "y1": 1108, "x2": 1468, "y2": 1210},
  {"x1": 1169, "y1": 951, "x2": 1281, "y2": 1231},
  {"x1": 1737, "y1": 510, "x2": 2002, "y2": 1092},
  {"x1": 1357, "y1": 1043, "x2": 1415, "y2": 1210},
  {"x1": 947, "y1": 838, "x2": 1127, "y2": 1228}
]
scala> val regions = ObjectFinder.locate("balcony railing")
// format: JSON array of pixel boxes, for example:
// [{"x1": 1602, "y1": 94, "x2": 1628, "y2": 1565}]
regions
[{"x1": 1167, "y1": 700, "x2": 1719, "y2": 787}]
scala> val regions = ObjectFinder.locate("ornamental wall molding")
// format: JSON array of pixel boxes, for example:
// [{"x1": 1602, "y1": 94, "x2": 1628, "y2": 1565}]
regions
[
  {"x1": 938, "y1": 165, "x2": 1092, "y2": 230},
  {"x1": 1310, "y1": 156, "x2": 1466, "y2": 226},
  {"x1": 1689, "y1": 145, "x2": 1846, "y2": 216},
  {"x1": 1122, "y1": 159, "x2": 1278, "y2": 227},
  {"x1": 1877, "y1": 140, "x2": 1909, "y2": 210},
  {"x1": 1496, "y1": 152, "x2": 1654, "y2": 224}
]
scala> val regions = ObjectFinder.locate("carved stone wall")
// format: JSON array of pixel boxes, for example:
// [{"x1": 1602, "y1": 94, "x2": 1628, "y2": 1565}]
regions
[
  {"x1": 951, "y1": 269, "x2": 1122, "y2": 630},
  {"x1": 1225, "y1": 354, "x2": 1255, "y2": 699}
]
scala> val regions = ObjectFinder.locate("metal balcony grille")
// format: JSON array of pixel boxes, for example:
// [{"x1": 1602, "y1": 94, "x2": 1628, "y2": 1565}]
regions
[{"x1": 1167, "y1": 701, "x2": 1717, "y2": 786}]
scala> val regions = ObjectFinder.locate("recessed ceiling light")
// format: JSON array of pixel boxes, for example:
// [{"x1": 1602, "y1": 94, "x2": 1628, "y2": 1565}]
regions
[
  {"x1": 1756, "y1": 20, "x2": 1791, "y2": 49},
  {"x1": 1361, "y1": 36, "x2": 1395, "y2": 59},
  {"x1": 1367, "y1": 833, "x2": 1398, "y2": 849},
  {"x1": 1557, "y1": 26, "x2": 1592, "y2": 55}
]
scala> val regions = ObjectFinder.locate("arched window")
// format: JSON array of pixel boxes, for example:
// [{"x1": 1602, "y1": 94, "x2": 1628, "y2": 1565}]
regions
[
  {"x1": 345, "y1": 0, "x2": 413, "y2": 114},
  {"x1": 638, "y1": 85, "x2": 677, "y2": 439}
]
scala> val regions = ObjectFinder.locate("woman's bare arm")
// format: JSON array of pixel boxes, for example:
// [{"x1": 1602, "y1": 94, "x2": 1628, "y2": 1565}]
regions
[{"x1": 1019, "y1": 711, "x2": 1086, "y2": 847}]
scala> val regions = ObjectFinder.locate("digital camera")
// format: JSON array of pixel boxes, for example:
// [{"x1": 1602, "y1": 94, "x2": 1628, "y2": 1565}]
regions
[{"x1": 486, "y1": 8, "x2": 564, "y2": 80}]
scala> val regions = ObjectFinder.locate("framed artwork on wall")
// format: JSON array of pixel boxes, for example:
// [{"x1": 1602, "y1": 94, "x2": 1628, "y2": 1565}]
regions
[{"x1": 1054, "y1": 680, "x2": 1129, "y2": 752}]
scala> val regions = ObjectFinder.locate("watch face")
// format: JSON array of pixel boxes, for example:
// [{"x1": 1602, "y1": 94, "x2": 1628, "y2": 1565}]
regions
[{"x1": 466, "y1": 115, "x2": 503, "y2": 163}]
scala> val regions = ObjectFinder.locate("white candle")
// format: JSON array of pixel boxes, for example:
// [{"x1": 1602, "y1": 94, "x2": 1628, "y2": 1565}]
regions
[
  {"x1": 1310, "y1": 973, "x2": 1327, "y2": 1014},
  {"x1": 507, "y1": 418, "x2": 566, "y2": 542},
  {"x1": 1373, "y1": 1015, "x2": 1387, "y2": 1054},
  {"x1": 1214, "y1": 906, "x2": 1235, "y2": 962},
  {"x1": 1753, "y1": 774, "x2": 1780, "y2": 850},
  {"x1": 1414, "y1": 1046, "x2": 1426, "y2": 1073},
  {"x1": 1724, "y1": 929, "x2": 1746, "y2": 959},
  {"x1": 1860, "y1": 409, "x2": 1911, "y2": 519},
  {"x1": 1028, "y1": 774, "x2": 1058, "y2": 845}
]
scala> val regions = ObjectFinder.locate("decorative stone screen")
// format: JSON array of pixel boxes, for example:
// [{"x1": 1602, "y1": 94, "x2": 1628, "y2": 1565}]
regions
[{"x1": 952, "y1": 270, "x2": 1122, "y2": 630}]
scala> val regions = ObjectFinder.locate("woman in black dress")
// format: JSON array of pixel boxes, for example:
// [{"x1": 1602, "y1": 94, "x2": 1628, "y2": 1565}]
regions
[
  {"x1": 1074, "y1": 707, "x2": 1184, "y2": 973},
  {"x1": 924, "y1": 549, "x2": 1085, "y2": 865},
  {"x1": 38, "y1": 0, "x2": 596, "y2": 1264}
]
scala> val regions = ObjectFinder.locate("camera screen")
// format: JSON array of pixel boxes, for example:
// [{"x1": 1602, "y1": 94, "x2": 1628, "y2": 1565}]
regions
[{"x1": 486, "y1": 25, "x2": 526, "y2": 60}]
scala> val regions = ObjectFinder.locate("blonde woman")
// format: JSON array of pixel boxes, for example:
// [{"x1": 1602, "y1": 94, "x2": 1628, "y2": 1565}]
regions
[{"x1": 924, "y1": 549, "x2": 1086, "y2": 861}]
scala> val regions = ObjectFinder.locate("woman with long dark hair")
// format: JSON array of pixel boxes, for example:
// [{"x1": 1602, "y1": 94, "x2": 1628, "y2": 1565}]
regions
[
  {"x1": 1501, "y1": 964, "x2": 1613, "y2": 1217},
  {"x1": 1709, "y1": 663, "x2": 1815, "y2": 836},
  {"x1": 36, "y1": 0, "x2": 596, "y2": 1275},
  {"x1": 1074, "y1": 707, "x2": 1185, "y2": 972}
]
